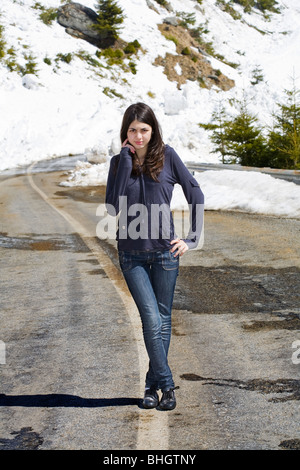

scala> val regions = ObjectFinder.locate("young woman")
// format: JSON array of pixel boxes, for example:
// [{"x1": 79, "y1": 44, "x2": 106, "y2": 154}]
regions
[{"x1": 105, "y1": 103, "x2": 204, "y2": 410}]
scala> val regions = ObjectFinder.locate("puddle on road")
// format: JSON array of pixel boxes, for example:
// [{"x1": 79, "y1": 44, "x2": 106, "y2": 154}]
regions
[
  {"x1": 55, "y1": 186, "x2": 105, "y2": 204},
  {"x1": 174, "y1": 265, "x2": 300, "y2": 322},
  {"x1": 0, "y1": 427, "x2": 43, "y2": 450},
  {"x1": 279, "y1": 439, "x2": 300, "y2": 450},
  {"x1": 87, "y1": 268, "x2": 107, "y2": 276},
  {"x1": 243, "y1": 311, "x2": 300, "y2": 331},
  {"x1": 180, "y1": 374, "x2": 300, "y2": 402},
  {"x1": 0, "y1": 232, "x2": 90, "y2": 252}
]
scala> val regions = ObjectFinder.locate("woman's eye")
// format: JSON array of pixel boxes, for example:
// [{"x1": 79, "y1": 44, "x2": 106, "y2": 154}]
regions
[{"x1": 128, "y1": 128, "x2": 150, "y2": 134}]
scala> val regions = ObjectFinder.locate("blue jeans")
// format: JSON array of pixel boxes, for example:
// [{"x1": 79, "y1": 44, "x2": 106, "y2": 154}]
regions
[{"x1": 119, "y1": 249, "x2": 179, "y2": 392}]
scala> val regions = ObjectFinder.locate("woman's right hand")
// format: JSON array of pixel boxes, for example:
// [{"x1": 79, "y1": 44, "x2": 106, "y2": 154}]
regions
[{"x1": 122, "y1": 139, "x2": 135, "y2": 154}]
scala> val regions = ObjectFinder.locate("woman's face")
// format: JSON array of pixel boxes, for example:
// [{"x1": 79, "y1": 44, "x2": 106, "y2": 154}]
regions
[{"x1": 127, "y1": 120, "x2": 152, "y2": 153}]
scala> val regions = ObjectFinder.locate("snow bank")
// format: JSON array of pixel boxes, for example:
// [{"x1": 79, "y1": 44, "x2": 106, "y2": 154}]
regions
[
  {"x1": 195, "y1": 169, "x2": 300, "y2": 218},
  {"x1": 60, "y1": 160, "x2": 300, "y2": 219}
]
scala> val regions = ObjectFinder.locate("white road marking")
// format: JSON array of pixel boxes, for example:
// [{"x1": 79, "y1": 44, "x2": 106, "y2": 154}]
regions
[{"x1": 27, "y1": 163, "x2": 169, "y2": 450}]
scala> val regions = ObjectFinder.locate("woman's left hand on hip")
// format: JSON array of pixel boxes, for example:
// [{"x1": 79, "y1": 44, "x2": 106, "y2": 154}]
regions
[{"x1": 170, "y1": 238, "x2": 189, "y2": 257}]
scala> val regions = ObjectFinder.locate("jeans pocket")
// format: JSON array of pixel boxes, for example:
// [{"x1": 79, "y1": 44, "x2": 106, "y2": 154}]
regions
[
  {"x1": 162, "y1": 250, "x2": 179, "y2": 271},
  {"x1": 119, "y1": 251, "x2": 132, "y2": 272}
]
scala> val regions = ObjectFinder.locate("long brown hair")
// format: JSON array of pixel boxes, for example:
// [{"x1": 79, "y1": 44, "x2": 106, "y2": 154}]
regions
[{"x1": 120, "y1": 102, "x2": 165, "y2": 181}]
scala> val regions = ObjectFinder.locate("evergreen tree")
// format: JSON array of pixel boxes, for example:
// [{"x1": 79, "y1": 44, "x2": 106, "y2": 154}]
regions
[
  {"x1": 201, "y1": 83, "x2": 300, "y2": 170},
  {"x1": 250, "y1": 65, "x2": 264, "y2": 86},
  {"x1": 0, "y1": 21, "x2": 6, "y2": 60},
  {"x1": 202, "y1": 98, "x2": 268, "y2": 166},
  {"x1": 256, "y1": 0, "x2": 280, "y2": 14},
  {"x1": 93, "y1": 0, "x2": 124, "y2": 43},
  {"x1": 267, "y1": 80, "x2": 300, "y2": 169},
  {"x1": 199, "y1": 103, "x2": 231, "y2": 163},
  {"x1": 232, "y1": 0, "x2": 279, "y2": 14},
  {"x1": 224, "y1": 101, "x2": 267, "y2": 166}
]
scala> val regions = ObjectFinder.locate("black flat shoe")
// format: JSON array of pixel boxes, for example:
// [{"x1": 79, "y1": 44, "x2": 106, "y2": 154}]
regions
[
  {"x1": 159, "y1": 386, "x2": 179, "y2": 411},
  {"x1": 143, "y1": 387, "x2": 159, "y2": 409}
]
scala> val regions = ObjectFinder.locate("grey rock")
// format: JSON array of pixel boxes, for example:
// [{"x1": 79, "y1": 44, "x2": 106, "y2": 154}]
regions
[
  {"x1": 163, "y1": 16, "x2": 179, "y2": 26},
  {"x1": 57, "y1": 2, "x2": 114, "y2": 48}
]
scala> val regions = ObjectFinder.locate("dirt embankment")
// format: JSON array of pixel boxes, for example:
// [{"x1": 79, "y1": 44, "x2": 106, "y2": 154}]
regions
[{"x1": 154, "y1": 23, "x2": 235, "y2": 90}]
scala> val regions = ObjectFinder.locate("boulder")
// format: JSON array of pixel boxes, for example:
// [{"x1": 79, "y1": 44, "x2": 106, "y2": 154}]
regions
[
  {"x1": 57, "y1": 2, "x2": 114, "y2": 48},
  {"x1": 163, "y1": 16, "x2": 179, "y2": 26}
]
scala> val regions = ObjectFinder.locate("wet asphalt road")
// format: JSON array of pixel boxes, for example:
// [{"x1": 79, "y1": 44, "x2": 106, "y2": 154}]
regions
[{"x1": 0, "y1": 157, "x2": 300, "y2": 451}]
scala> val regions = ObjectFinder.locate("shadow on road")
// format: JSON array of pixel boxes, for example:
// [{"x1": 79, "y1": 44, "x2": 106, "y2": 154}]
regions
[{"x1": 0, "y1": 393, "x2": 142, "y2": 408}]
